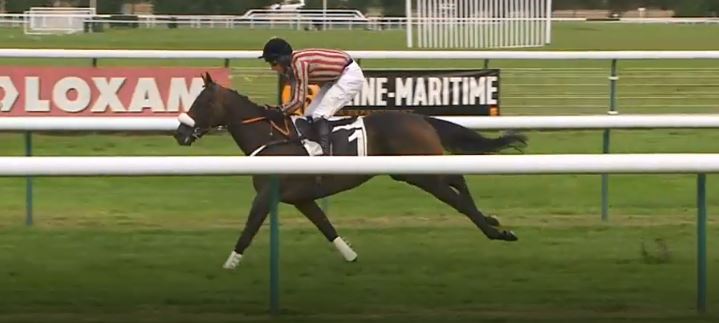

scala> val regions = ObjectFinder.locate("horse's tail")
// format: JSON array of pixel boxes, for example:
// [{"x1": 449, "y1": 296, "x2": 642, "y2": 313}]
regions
[{"x1": 424, "y1": 116, "x2": 527, "y2": 154}]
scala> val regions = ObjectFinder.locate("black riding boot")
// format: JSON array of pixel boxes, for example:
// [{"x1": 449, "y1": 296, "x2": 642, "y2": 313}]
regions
[{"x1": 314, "y1": 117, "x2": 331, "y2": 156}]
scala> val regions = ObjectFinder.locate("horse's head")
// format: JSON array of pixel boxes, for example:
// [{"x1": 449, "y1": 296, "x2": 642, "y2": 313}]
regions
[{"x1": 175, "y1": 72, "x2": 230, "y2": 146}]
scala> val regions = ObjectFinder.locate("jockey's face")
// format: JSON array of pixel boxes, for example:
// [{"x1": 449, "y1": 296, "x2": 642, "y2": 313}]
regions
[{"x1": 269, "y1": 61, "x2": 285, "y2": 74}]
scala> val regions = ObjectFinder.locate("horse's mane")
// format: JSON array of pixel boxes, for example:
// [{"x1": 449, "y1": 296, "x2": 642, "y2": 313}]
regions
[{"x1": 228, "y1": 88, "x2": 264, "y2": 111}]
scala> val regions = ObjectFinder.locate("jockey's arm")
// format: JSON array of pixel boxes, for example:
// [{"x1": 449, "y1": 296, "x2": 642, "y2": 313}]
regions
[{"x1": 280, "y1": 60, "x2": 309, "y2": 115}]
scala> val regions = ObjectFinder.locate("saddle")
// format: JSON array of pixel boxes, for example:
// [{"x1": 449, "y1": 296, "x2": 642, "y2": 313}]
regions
[
  {"x1": 290, "y1": 116, "x2": 368, "y2": 157},
  {"x1": 291, "y1": 116, "x2": 357, "y2": 142}
]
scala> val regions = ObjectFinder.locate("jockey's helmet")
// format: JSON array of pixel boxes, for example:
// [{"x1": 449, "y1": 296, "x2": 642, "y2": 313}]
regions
[{"x1": 258, "y1": 37, "x2": 293, "y2": 66}]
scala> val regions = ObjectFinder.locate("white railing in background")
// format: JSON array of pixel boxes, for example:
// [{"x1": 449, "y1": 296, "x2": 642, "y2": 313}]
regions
[
  {"x1": 1, "y1": 49, "x2": 719, "y2": 59},
  {"x1": 2, "y1": 13, "x2": 719, "y2": 30},
  {"x1": 3, "y1": 115, "x2": 719, "y2": 131},
  {"x1": 24, "y1": 7, "x2": 96, "y2": 35},
  {"x1": 241, "y1": 9, "x2": 367, "y2": 20},
  {"x1": 406, "y1": 0, "x2": 553, "y2": 49}
]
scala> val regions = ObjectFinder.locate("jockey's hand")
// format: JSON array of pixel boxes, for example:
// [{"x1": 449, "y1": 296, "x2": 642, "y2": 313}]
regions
[{"x1": 264, "y1": 106, "x2": 286, "y2": 123}]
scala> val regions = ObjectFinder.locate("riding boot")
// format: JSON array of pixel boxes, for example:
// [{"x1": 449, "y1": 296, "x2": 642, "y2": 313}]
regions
[{"x1": 314, "y1": 117, "x2": 331, "y2": 156}]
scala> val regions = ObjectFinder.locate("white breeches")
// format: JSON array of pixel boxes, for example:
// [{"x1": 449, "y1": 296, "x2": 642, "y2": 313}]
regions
[{"x1": 304, "y1": 61, "x2": 365, "y2": 120}]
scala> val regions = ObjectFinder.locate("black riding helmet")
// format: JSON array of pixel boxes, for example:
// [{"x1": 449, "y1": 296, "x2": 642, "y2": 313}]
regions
[{"x1": 258, "y1": 37, "x2": 293, "y2": 66}]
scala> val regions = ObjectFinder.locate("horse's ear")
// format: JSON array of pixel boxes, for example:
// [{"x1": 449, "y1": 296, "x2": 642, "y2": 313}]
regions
[{"x1": 203, "y1": 72, "x2": 214, "y2": 85}]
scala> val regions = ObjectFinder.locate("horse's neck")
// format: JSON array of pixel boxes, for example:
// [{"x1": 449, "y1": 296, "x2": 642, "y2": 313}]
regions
[
  {"x1": 225, "y1": 92, "x2": 276, "y2": 155},
  {"x1": 227, "y1": 124, "x2": 270, "y2": 156}
]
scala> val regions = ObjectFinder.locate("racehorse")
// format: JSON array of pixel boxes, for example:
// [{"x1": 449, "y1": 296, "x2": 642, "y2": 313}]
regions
[{"x1": 174, "y1": 73, "x2": 527, "y2": 269}]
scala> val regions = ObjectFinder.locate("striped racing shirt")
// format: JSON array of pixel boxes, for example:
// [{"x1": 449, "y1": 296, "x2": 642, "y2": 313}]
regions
[{"x1": 281, "y1": 49, "x2": 353, "y2": 114}]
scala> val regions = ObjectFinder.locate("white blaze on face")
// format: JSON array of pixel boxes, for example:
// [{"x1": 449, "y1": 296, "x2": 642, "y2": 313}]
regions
[{"x1": 178, "y1": 112, "x2": 196, "y2": 127}]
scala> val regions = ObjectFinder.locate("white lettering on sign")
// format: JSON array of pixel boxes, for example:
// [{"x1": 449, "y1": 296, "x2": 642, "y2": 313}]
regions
[
  {"x1": 0, "y1": 76, "x2": 19, "y2": 112},
  {"x1": 428, "y1": 77, "x2": 442, "y2": 105},
  {"x1": 0, "y1": 74, "x2": 212, "y2": 115},
  {"x1": 358, "y1": 78, "x2": 375, "y2": 106},
  {"x1": 26, "y1": 77, "x2": 50, "y2": 112},
  {"x1": 449, "y1": 77, "x2": 462, "y2": 105},
  {"x1": 375, "y1": 77, "x2": 388, "y2": 106},
  {"x1": 395, "y1": 77, "x2": 413, "y2": 106},
  {"x1": 91, "y1": 77, "x2": 126, "y2": 112},
  {"x1": 167, "y1": 77, "x2": 204, "y2": 112},
  {"x1": 129, "y1": 78, "x2": 164, "y2": 112},
  {"x1": 413, "y1": 77, "x2": 427, "y2": 105},
  {"x1": 349, "y1": 75, "x2": 499, "y2": 108},
  {"x1": 54, "y1": 77, "x2": 91, "y2": 113}
]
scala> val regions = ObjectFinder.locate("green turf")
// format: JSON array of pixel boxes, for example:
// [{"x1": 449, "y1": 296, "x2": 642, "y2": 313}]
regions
[{"x1": 1, "y1": 22, "x2": 719, "y2": 322}]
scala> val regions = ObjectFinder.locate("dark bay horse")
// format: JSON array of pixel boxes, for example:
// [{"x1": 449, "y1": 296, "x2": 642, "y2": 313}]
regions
[{"x1": 174, "y1": 73, "x2": 527, "y2": 269}]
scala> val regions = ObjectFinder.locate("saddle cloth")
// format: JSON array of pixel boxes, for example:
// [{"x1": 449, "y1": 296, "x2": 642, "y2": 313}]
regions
[{"x1": 290, "y1": 116, "x2": 368, "y2": 156}]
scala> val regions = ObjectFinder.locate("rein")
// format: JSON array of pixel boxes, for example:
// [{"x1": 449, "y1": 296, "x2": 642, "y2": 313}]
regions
[{"x1": 241, "y1": 116, "x2": 292, "y2": 138}]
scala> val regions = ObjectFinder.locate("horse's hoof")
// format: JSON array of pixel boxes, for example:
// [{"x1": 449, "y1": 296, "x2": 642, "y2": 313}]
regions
[
  {"x1": 503, "y1": 230, "x2": 518, "y2": 242},
  {"x1": 222, "y1": 251, "x2": 243, "y2": 270},
  {"x1": 486, "y1": 215, "x2": 501, "y2": 227}
]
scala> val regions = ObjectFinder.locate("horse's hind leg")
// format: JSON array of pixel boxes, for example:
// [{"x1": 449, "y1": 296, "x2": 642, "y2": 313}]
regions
[
  {"x1": 294, "y1": 201, "x2": 357, "y2": 262},
  {"x1": 393, "y1": 175, "x2": 517, "y2": 241},
  {"x1": 447, "y1": 175, "x2": 501, "y2": 227}
]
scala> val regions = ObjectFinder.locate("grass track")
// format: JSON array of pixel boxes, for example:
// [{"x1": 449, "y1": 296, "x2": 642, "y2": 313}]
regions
[{"x1": 0, "y1": 22, "x2": 719, "y2": 322}]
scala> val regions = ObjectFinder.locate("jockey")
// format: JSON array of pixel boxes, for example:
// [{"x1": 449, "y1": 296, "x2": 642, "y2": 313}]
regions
[{"x1": 258, "y1": 37, "x2": 365, "y2": 156}]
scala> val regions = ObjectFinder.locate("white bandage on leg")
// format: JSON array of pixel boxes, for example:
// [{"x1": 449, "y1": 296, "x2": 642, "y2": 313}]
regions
[
  {"x1": 222, "y1": 251, "x2": 243, "y2": 269},
  {"x1": 332, "y1": 237, "x2": 358, "y2": 262}
]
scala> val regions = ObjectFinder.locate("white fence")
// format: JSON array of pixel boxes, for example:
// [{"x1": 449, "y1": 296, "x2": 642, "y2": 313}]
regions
[
  {"x1": 0, "y1": 48, "x2": 714, "y2": 314},
  {"x1": 0, "y1": 154, "x2": 718, "y2": 176},
  {"x1": 3, "y1": 115, "x2": 719, "y2": 132},
  {"x1": 406, "y1": 0, "x2": 552, "y2": 49},
  {"x1": 24, "y1": 7, "x2": 96, "y2": 35},
  {"x1": 0, "y1": 153, "x2": 713, "y2": 315},
  {"x1": 2, "y1": 49, "x2": 719, "y2": 60},
  {"x1": 2, "y1": 12, "x2": 719, "y2": 31},
  {"x1": 2, "y1": 48, "x2": 718, "y2": 225}
]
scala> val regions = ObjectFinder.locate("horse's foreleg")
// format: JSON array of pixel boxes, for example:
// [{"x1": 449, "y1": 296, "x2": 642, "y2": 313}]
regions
[
  {"x1": 294, "y1": 201, "x2": 357, "y2": 262},
  {"x1": 223, "y1": 186, "x2": 273, "y2": 270}
]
